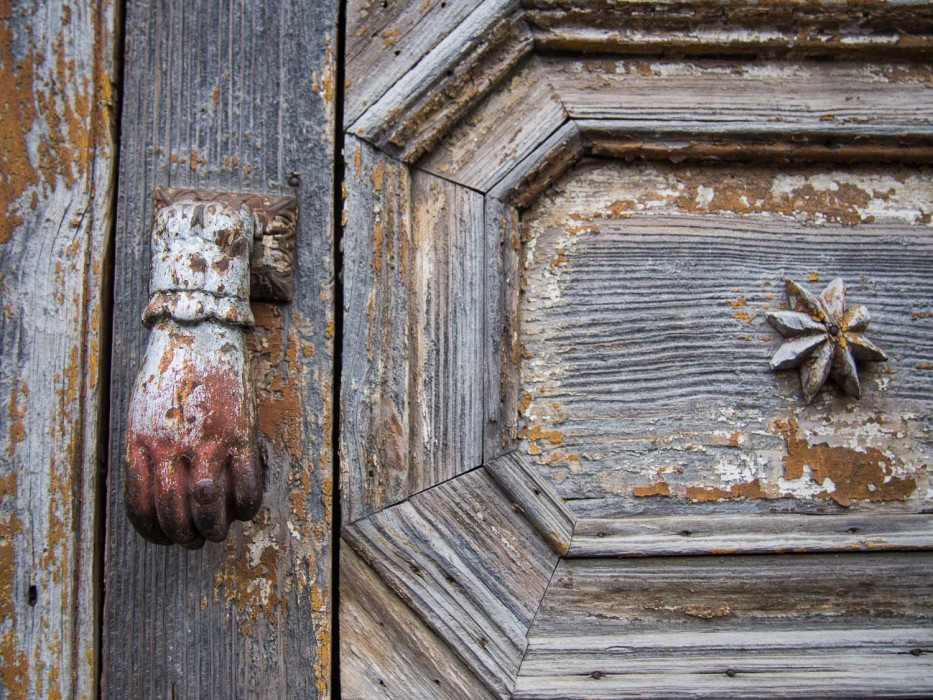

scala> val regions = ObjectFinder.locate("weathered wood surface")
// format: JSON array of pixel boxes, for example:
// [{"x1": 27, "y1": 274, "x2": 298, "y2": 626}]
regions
[
  {"x1": 584, "y1": 129, "x2": 933, "y2": 167},
  {"x1": 524, "y1": 0, "x2": 933, "y2": 57},
  {"x1": 0, "y1": 2, "x2": 117, "y2": 697},
  {"x1": 341, "y1": 136, "x2": 413, "y2": 523},
  {"x1": 345, "y1": 0, "x2": 486, "y2": 127},
  {"x1": 343, "y1": 468, "x2": 560, "y2": 697},
  {"x1": 486, "y1": 452, "x2": 575, "y2": 556},
  {"x1": 103, "y1": 1, "x2": 336, "y2": 697},
  {"x1": 487, "y1": 120, "x2": 583, "y2": 208},
  {"x1": 520, "y1": 159, "x2": 933, "y2": 518},
  {"x1": 340, "y1": 545, "x2": 495, "y2": 700},
  {"x1": 408, "y1": 171, "x2": 485, "y2": 499},
  {"x1": 544, "y1": 58, "x2": 933, "y2": 139},
  {"x1": 516, "y1": 553, "x2": 933, "y2": 698},
  {"x1": 419, "y1": 57, "x2": 566, "y2": 192},
  {"x1": 484, "y1": 198, "x2": 523, "y2": 460},
  {"x1": 350, "y1": 0, "x2": 532, "y2": 163},
  {"x1": 570, "y1": 513, "x2": 933, "y2": 557}
]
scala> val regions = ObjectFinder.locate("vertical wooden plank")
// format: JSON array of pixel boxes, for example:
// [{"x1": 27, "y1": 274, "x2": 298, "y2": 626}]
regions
[
  {"x1": 484, "y1": 197, "x2": 522, "y2": 461},
  {"x1": 0, "y1": 2, "x2": 117, "y2": 697},
  {"x1": 103, "y1": 1, "x2": 336, "y2": 697},
  {"x1": 340, "y1": 136, "x2": 413, "y2": 522},
  {"x1": 410, "y1": 171, "x2": 484, "y2": 496}
]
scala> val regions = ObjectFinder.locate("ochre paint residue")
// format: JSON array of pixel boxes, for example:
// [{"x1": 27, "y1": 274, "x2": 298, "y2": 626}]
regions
[
  {"x1": 776, "y1": 418, "x2": 916, "y2": 506},
  {"x1": 686, "y1": 479, "x2": 770, "y2": 502},
  {"x1": 632, "y1": 481, "x2": 671, "y2": 497},
  {"x1": 0, "y1": 0, "x2": 39, "y2": 243}
]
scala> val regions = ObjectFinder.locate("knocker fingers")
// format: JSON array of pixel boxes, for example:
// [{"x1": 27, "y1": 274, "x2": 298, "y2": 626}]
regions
[
  {"x1": 190, "y1": 441, "x2": 231, "y2": 542},
  {"x1": 229, "y1": 443, "x2": 262, "y2": 522},
  {"x1": 125, "y1": 442, "x2": 172, "y2": 545},
  {"x1": 154, "y1": 453, "x2": 205, "y2": 549}
]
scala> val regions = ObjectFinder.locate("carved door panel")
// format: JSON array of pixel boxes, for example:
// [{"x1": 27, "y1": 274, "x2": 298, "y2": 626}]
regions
[
  {"x1": 101, "y1": 2, "x2": 338, "y2": 698},
  {"x1": 339, "y1": 2, "x2": 933, "y2": 698}
]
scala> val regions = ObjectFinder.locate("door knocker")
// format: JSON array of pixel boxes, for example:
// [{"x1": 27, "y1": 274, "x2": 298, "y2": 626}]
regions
[{"x1": 125, "y1": 189, "x2": 296, "y2": 547}]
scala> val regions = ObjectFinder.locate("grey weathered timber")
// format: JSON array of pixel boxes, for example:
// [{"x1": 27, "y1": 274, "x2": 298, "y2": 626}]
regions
[
  {"x1": 486, "y1": 452, "x2": 575, "y2": 556},
  {"x1": 519, "y1": 159, "x2": 933, "y2": 518},
  {"x1": 570, "y1": 513, "x2": 933, "y2": 557},
  {"x1": 350, "y1": 0, "x2": 533, "y2": 162},
  {"x1": 486, "y1": 120, "x2": 583, "y2": 208},
  {"x1": 340, "y1": 2, "x2": 933, "y2": 697},
  {"x1": 343, "y1": 468, "x2": 561, "y2": 697},
  {"x1": 341, "y1": 136, "x2": 413, "y2": 523},
  {"x1": 103, "y1": 1, "x2": 337, "y2": 697},
  {"x1": 345, "y1": 0, "x2": 485, "y2": 126},
  {"x1": 418, "y1": 57, "x2": 566, "y2": 192},
  {"x1": 515, "y1": 553, "x2": 933, "y2": 698},
  {"x1": 340, "y1": 155, "x2": 486, "y2": 523},
  {"x1": 408, "y1": 171, "x2": 485, "y2": 500},
  {"x1": 340, "y1": 546, "x2": 496, "y2": 700},
  {"x1": 0, "y1": 2, "x2": 117, "y2": 697},
  {"x1": 545, "y1": 58, "x2": 933, "y2": 138},
  {"x1": 483, "y1": 197, "x2": 523, "y2": 461},
  {"x1": 524, "y1": 0, "x2": 933, "y2": 57}
]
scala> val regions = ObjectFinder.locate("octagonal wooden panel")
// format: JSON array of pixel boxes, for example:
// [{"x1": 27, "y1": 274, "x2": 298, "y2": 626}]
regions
[{"x1": 339, "y1": 2, "x2": 933, "y2": 697}]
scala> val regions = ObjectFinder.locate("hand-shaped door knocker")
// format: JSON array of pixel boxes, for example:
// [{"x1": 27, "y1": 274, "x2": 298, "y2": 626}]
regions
[{"x1": 126, "y1": 190, "x2": 296, "y2": 547}]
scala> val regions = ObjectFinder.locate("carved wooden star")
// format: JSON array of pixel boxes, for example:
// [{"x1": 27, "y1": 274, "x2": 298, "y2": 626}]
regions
[{"x1": 766, "y1": 278, "x2": 888, "y2": 403}]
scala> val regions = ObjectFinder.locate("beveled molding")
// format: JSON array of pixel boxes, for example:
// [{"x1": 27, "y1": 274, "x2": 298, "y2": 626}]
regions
[{"x1": 340, "y1": 2, "x2": 933, "y2": 697}]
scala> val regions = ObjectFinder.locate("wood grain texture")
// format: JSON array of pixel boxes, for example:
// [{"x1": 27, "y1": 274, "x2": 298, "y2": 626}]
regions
[
  {"x1": 0, "y1": 2, "x2": 117, "y2": 697},
  {"x1": 486, "y1": 452, "x2": 575, "y2": 556},
  {"x1": 341, "y1": 136, "x2": 413, "y2": 523},
  {"x1": 516, "y1": 553, "x2": 933, "y2": 698},
  {"x1": 340, "y1": 545, "x2": 495, "y2": 700},
  {"x1": 486, "y1": 120, "x2": 582, "y2": 208},
  {"x1": 350, "y1": 0, "x2": 533, "y2": 163},
  {"x1": 343, "y1": 468, "x2": 560, "y2": 697},
  {"x1": 484, "y1": 197, "x2": 523, "y2": 460},
  {"x1": 418, "y1": 56, "x2": 566, "y2": 192},
  {"x1": 570, "y1": 513, "x2": 933, "y2": 557},
  {"x1": 103, "y1": 1, "x2": 336, "y2": 697},
  {"x1": 584, "y1": 129, "x2": 933, "y2": 166},
  {"x1": 544, "y1": 58, "x2": 933, "y2": 139},
  {"x1": 524, "y1": 0, "x2": 933, "y2": 57},
  {"x1": 345, "y1": 0, "x2": 485, "y2": 126},
  {"x1": 519, "y1": 160, "x2": 933, "y2": 518},
  {"x1": 408, "y1": 170, "x2": 485, "y2": 497}
]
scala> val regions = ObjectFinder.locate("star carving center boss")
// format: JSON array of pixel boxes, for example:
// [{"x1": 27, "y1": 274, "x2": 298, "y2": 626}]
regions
[{"x1": 766, "y1": 278, "x2": 888, "y2": 403}]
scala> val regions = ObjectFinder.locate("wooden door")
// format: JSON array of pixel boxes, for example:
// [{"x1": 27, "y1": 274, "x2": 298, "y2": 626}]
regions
[
  {"x1": 338, "y1": 1, "x2": 933, "y2": 698},
  {"x1": 99, "y1": 2, "x2": 339, "y2": 697},
  {"x1": 3, "y1": 2, "x2": 342, "y2": 696}
]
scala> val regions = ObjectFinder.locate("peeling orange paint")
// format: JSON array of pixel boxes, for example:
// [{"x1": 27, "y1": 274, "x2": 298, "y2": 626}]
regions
[
  {"x1": 0, "y1": 1, "x2": 39, "y2": 244},
  {"x1": 633, "y1": 481, "x2": 671, "y2": 497},
  {"x1": 6, "y1": 380, "x2": 27, "y2": 456},
  {"x1": 686, "y1": 478, "x2": 770, "y2": 502},
  {"x1": 776, "y1": 418, "x2": 917, "y2": 506}
]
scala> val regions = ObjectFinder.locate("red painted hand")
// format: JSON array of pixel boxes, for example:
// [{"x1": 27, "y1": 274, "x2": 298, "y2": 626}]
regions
[{"x1": 125, "y1": 318, "x2": 262, "y2": 548}]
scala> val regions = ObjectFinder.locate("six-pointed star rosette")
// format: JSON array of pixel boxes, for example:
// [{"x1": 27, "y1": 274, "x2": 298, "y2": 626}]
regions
[{"x1": 766, "y1": 278, "x2": 888, "y2": 403}]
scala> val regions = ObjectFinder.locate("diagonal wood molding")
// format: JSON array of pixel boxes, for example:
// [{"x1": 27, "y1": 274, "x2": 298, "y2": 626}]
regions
[{"x1": 342, "y1": 454, "x2": 571, "y2": 697}]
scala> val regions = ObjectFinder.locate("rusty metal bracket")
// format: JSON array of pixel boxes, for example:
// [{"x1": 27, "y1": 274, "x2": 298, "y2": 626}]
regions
[{"x1": 125, "y1": 189, "x2": 297, "y2": 548}]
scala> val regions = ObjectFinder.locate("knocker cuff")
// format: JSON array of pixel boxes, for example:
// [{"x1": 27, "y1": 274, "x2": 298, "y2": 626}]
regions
[
  {"x1": 142, "y1": 290, "x2": 254, "y2": 328},
  {"x1": 146, "y1": 198, "x2": 256, "y2": 328}
]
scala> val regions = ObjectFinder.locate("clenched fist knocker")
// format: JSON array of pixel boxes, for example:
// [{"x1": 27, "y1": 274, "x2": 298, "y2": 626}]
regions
[{"x1": 126, "y1": 197, "x2": 263, "y2": 547}]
